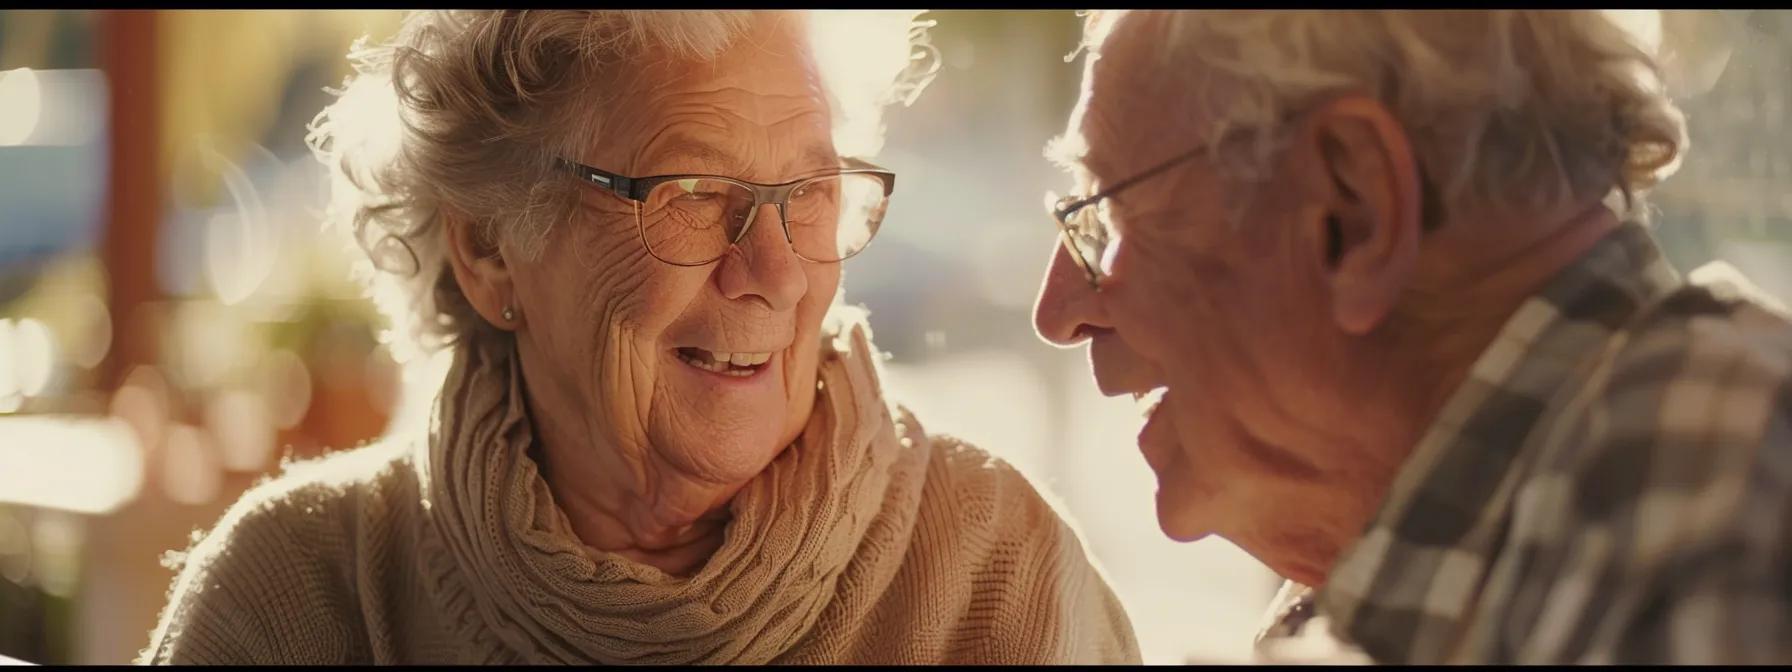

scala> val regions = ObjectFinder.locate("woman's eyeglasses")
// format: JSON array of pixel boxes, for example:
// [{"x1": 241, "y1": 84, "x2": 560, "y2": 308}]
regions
[{"x1": 561, "y1": 158, "x2": 896, "y2": 267}]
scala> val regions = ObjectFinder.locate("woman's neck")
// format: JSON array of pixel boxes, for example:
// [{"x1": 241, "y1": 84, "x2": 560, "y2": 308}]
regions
[{"x1": 529, "y1": 435, "x2": 741, "y2": 577}]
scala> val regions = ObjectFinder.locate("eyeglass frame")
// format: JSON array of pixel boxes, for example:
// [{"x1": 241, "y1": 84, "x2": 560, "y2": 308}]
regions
[
  {"x1": 1047, "y1": 142, "x2": 1214, "y2": 290},
  {"x1": 559, "y1": 157, "x2": 897, "y2": 267}
]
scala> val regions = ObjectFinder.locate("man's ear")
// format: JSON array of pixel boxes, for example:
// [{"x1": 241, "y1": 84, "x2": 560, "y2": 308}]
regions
[
  {"x1": 441, "y1": 213, "x2": 520, "y2": 331},
  {"x1": 1293, "y1": 95, "x2": 1423, "y2": 336}
]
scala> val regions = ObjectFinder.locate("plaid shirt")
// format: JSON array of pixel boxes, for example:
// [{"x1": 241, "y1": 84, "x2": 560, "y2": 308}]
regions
[{"x1": 1254, "y1": 221, "x2": 1792, "y2": 665}]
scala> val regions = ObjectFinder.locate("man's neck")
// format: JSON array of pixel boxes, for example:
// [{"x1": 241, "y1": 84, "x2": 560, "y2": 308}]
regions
[
  {"x1": 1294, "y1": 200, "x2": 1622, "y2": 588},
  {"x1": 1398, "y1": 201, "x2": 1622, "y2": 423}
]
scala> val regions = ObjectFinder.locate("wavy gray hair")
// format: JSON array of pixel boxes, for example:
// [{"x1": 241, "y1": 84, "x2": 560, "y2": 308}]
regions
[
  {"x1": 307, "y1": 10, "x2": 937, "y2": 362},
  {"x1": 1054, "y1": 10, "x2": 1688, "y2": 228}
]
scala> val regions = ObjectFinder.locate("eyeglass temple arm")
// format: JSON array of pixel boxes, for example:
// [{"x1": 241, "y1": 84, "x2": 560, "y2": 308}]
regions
[{"x1": 560, "y1": 159, "x2": 642, "y2": 201}]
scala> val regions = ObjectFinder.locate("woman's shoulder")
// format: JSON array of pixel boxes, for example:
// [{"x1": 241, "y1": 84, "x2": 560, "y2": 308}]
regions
[
  {"x1": 205, "y1": 439, "x2": 419, "y2": 552},
  {"x1": 902, "y1": 419, "x2": 1066, "y2": 536},
  {"x1": 889, "y1": 410, "x2": 1141, "y2": 663},
  {"x1": 882, "y1": 407, "x2": 1086, "y2": 565},
  {"x1": 139, "y1": 439, "x2": 421, "y2": 664}
]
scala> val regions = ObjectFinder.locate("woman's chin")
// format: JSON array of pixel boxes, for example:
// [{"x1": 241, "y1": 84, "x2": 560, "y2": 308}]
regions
[
  {"x1": 652, "y1": 348, "x2": 825, "y2": 486},
  {"x1": 641, "y1": 435, "x2": 784, "y2": 519}
]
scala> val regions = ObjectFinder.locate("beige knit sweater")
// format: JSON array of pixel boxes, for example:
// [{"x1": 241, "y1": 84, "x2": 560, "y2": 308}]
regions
[{"x1": 139, "y1": 319, "x2": 1140, "y2": 665}]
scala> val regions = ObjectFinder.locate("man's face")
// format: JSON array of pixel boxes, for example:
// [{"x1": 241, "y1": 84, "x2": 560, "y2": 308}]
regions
[{"x1": 1032, "y1": 13, "x2": 1364, "y2": 559}]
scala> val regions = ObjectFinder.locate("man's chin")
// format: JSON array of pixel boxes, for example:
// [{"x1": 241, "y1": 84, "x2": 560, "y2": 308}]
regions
[{"x1": 1154, "y1": 487, "x2": 1213, "y2": 543}]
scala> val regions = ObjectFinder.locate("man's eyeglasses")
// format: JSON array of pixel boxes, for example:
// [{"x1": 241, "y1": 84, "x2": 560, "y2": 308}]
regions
[
  {"x1": 1046, "y1": 143, "x2": 1212, "y2": 289},
  {"x1": 561, "y1": 157, "x2": 897, "y2": 266}
]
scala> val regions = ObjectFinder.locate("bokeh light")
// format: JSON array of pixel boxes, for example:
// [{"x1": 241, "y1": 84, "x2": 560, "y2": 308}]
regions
[
  {"x1": 11, "y1": 318, "x2": 56, "y2": 398},
  {"x1": 108, "y1": 366, "x2": 172, "y2": 466},
  {"x1": 29, "y1": 514, "x2": 82, "y2": 598},
  {"x1": 158, "y1": 424, "x2": 220, "y2": 506},
  {"x1": 0, "y1": 320, "x2": 16, "y2": 413},
  {"x1": 169, "y1": 302, "x2": 249, "y2": 391},
  {"x1": 205, "y1": 389, "x2": 274, "y2": 473},
  {"x1": 0, "y1": 67, "x2": 41, "y2": 146},
  {"x1": 68, "y1": 293, "x2": 112, "y2": 370},
  {"x1": 260, "y1": 348, "x2": 312, "y2": 430},
  {"x1": 0, "y1": 514, "x2": 29, "y2": 585},
  {"x1": 0, "y1": 415, "x2": 143, "y2": 515}
]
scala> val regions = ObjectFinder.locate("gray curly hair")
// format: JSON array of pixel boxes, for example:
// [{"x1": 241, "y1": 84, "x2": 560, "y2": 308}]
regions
[
  {"x1": 307, "y1": 10, "x2": 937, "y2": 362},
  {"x1": 1053, "y1": 10, "x2": 1688, "y2": 228}
]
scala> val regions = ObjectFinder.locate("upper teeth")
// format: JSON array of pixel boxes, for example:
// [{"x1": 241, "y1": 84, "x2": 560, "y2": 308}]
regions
[
  {"x1": 715, "y1": 351, "x2": 771, "y2": 366},
  {"x1": 1136, "y1": 387, "x2": 1167, "y2": 417},
  {"x1": 679, "y1": 348, "x2": 772, "y2": 373}
]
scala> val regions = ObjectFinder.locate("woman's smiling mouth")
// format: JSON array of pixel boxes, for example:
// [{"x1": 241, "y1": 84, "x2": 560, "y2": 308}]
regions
[{"x1": 676, "y1": 346, "x2": 775, "y2": 377}]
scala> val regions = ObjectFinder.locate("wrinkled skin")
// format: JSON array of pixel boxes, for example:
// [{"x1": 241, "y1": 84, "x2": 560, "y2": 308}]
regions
[
  {"x1": 1032, "y1": 11, "x2": 1621, "y2": 586},
  {"x1": 445, "y1": 14, "x2": 843, "y2": 576}
]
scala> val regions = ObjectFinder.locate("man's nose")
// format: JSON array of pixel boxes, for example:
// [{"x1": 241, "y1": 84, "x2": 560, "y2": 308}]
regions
[
  {"x1": 715, "y1": 204, "x2": 807, "y2": 311},
  {"x1": 1033, "y1": 238, "x2": 1109, "y2": 347}
]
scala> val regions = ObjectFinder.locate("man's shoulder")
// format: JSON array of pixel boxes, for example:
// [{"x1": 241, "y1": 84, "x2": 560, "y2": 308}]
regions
[
  {"x1": 1479, "y1": 265, "x2": 1792, "y2": 663},
  {"x1": 1627, "y1": 261, "x2": 1792, "y2": 386},
  {"x1": 1535, "y1": 264, "x2": 1792, "y2": 499},
  {"x1": 1571, "y1": 263, "x2": 1790, "y2": 439}
]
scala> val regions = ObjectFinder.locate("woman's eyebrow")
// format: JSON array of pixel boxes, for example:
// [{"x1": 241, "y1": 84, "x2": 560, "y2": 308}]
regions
[
  {"x1": 794, "y1": 144, "x2": 840, "y2": 172},
  {"x1": 640, "y1": 136, "x2": 739, "y2": 174},
  {"x1": 638, "y1": 138, "x2": 839, "y2": 179}
]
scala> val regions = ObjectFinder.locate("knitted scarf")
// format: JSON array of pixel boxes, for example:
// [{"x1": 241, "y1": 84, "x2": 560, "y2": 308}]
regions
[{"x1": 414, "y1": 316, "x2": 926, "y2": 664}]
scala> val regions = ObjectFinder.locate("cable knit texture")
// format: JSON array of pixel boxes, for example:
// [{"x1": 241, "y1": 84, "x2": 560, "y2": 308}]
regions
[{"x1": 138, "y1": 315, "x2": 1141, "y2": 664}]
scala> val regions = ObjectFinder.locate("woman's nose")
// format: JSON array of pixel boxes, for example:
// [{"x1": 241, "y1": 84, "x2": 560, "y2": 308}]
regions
[
  {"x1": 714, "y1": 204, "x2": 808, "y2": 311},
  {"x1": 1033, "y1": 238, "x2": 1107, "y2": 347}
]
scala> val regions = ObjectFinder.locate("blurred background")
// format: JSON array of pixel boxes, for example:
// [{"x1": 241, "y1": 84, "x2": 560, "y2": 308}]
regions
[{"x1": 0, "y1": 9, "x2": 1789, "y2": 665}]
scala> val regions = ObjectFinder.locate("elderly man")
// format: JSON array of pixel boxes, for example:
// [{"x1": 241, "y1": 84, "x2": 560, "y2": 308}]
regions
[{"x1": 1033, "y1": 9, "x2": 1792, "y2": 665}]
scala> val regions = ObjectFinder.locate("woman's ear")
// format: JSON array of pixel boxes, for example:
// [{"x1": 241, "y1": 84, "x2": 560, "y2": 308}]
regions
[
  {"x1": 1294, "y1": 95, "x2": 1424, "y2": 336},
  {"x1": 441, "y1": 213, "x2": 521, "y2": 330}
]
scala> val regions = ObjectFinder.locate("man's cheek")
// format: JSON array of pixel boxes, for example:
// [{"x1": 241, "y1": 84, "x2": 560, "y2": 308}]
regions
[{"x1": 1113, "y1": 295, "x2": 1181, "y2": 362}]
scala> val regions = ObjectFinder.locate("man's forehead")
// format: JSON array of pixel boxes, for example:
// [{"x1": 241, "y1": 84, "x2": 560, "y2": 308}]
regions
[
  {"x1": 1043, "y1": 59, "x2": 1098, "y2": 184},
  {"x1": 1080, "y1": 9, "x2": 1135, "y2": 62},
  {"x1": 1061, "y1": 13, "x2": 1159, "y2": 183}
]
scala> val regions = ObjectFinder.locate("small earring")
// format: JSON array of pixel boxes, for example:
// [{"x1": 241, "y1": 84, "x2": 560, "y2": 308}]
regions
[{"x1": 502, "y1": 305, "x2": 516, "y2": 322}]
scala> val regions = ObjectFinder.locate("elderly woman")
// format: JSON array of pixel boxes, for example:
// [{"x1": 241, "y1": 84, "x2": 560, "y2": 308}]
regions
[{"x1": 138, "y1": 9, "x2": 1138, "y2": 666}]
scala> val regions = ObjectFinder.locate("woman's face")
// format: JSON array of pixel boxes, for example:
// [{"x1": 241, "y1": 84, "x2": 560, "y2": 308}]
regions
[{"x1": 508, "y1": 17, "x2": 841, "y2": 521}]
